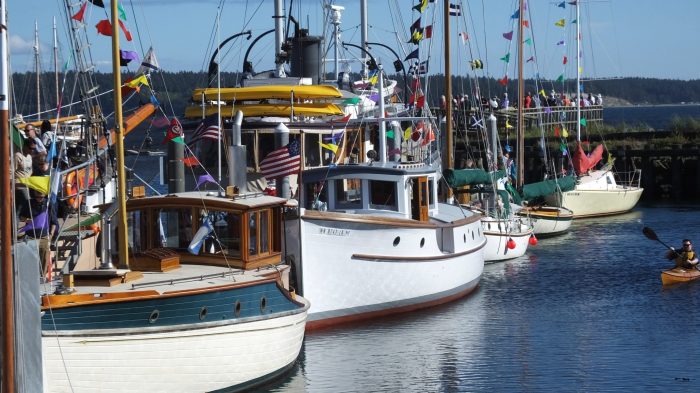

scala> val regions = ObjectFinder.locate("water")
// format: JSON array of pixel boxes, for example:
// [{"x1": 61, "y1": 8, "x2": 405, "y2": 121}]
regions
[
  {"x1": 250, "y1": 205, "x2": 700, "y2": 392},
  {"x1": 604, "y1": 104, "x2": 700, "y2": 129}
]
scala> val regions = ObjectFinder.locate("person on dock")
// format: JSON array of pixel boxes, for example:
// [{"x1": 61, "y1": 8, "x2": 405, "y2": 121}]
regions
[{"x1": 667, "y1": 239, "x2": 698, "y2": 269}]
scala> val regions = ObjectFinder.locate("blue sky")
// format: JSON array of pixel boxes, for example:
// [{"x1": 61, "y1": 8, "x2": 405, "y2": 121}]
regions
[{"x1": 7, "y1": 0, "x2": 700, "y2": 81}]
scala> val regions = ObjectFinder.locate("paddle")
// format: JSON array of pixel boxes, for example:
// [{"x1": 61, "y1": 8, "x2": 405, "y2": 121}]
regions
[{"x1": 642, "y1": 226, "x2": 680, "y2": 257}]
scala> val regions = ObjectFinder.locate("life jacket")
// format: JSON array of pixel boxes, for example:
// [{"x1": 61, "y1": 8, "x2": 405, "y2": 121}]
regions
[{"x1": 676, "y1": 250, "x2": 696, "y2": 267}]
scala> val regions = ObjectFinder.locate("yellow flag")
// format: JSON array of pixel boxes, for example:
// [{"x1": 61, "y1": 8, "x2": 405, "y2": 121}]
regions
[
  {"x1": 368, "y1": 74, "x2": 378, "y2": 85},
  {"x1": 538, "y1": 89, "x2": 545, "y2": 97},
  {"x1": 555, "y1": 19, "x2": 565, "y2": 27},
  {"x1": 320, "y1": 143, "x2": 339, "y2": 154},
  {"x1": 126, "y1": 74, "x2": 149, "y2": 88},
  {"x1": 19, "y1": 176, "x2": 50, "y2": 195},
  {"x1": 562, "y1": 128, "x2": 569, "y2": 138},
  {"x1": 404, "y1": 126, "x2": 412, "y2": 140},
  {"x1": 578, "y1": 66, "x2": 583, "y2": 75},
  {"x1": 506, "y1": 120, "x2": 514, "y2": 129}
]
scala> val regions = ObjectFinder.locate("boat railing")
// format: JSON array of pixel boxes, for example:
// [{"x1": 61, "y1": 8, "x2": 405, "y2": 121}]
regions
[{"x1": 614, "y1": 168, "x2": 643, "y2": 189}]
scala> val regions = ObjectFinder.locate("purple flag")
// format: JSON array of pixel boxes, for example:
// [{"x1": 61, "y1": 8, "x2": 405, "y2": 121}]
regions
[
  {"x1": 196, "y1": 174, "x2": 216, "y2": 190},
  {"x1": 503, "y1": 31, "x2": 513, "y2": 41},
  {"x1": 19, "y1": 212, "x2": 48, "y2": 234},
  {"x1": 323, "y1": 130, "x2": 345, "y2": 143},
  {"x1": 544, "y1": 107, "x2": 552, "y2": 114},
  {"x1": 368, "y1": 93, "x2": 380, "y2": 103},
  {"x1": 556, "y1": 40, "x2": 565, "y2": 46},
  {"x1": 119, "y1": 50, "x2": 139, "y2": 66}
]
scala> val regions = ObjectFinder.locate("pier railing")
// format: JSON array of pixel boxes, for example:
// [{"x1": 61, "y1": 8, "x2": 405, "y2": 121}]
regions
[{"x1": 433, "y1": 105, "x2": 604, "y2": 130}]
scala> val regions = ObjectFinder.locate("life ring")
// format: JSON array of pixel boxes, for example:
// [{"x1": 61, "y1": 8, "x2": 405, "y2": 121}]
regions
[{"x1": 64, "y1": 171, "x2": 85, "y2": 210}]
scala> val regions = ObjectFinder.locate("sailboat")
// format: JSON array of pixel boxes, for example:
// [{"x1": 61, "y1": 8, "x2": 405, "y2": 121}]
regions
[
  {"x1": 3, "y1": 2, "x2": 309, "y2": 392},
  {"x1": 543, "y1": 1, "x2": 643, "y2": 217}
]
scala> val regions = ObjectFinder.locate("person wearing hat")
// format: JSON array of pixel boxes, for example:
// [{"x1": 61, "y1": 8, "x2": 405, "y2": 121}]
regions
[
  {"x1": 14, "y1": 139, "x2": 33, "y2": 221},
  {"x1": 19, "y1": 189, "x2": 59, "y2": 280}
]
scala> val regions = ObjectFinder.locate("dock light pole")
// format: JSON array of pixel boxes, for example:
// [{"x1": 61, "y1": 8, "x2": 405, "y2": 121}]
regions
[
  {"x1": 366, "y1": 41, "x2": 408, "y2": 104},
  {"x1": 206, "y1": 30, "x2": 252, "y2": 87}
]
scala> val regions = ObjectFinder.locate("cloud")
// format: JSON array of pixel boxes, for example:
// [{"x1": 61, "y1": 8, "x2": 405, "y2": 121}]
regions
[{"x1": 9, "y1": 35, "x2": 34, "y2": 55}]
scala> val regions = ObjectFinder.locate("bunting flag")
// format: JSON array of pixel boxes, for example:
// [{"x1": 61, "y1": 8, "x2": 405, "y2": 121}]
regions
[
  {"x1": 503, "y1": 31, "x2": 513, "y2": 41},
  {"x1": 580, "y1": 118, "x2": 587, "y2": 126},
  {"x1": 571, "y1": 19, "x2": 577, "y2": 24},
  {"x1": 459, "y1": 32, "x2": 469, "y2": 44},
  {"x1": 18, "y1": 176, "x2": 51, "y2": 195},
  {"x1": 421, "y1": 125, "x2": 435, "y2": 146},
  {"x1": 563, "y1": 56, "x2": 568, "y2": 65},
  {"x1": 417, "y1": 60, "x2": 428, "y2": 76},
  {"x1": 137, "y1": 47, "x2": 160, "y2": 74},
  {"x1": 403, "y1": 126, "x2": 412, "y2": 141},
  {"x1": 405, "y1": 48, "x2": 419, "y2": 61},
  {"x1": 469, "y1": 59, "x2": 483, "y2": 69},
  {"x1": 125, "y1": 74, "x2": 149, "y2": 88},
  {"x1": 195, "y1": 174, "x2": 216, "y2": 190},
  {"x1": 424, "y1": 25, "x2": 433, "y2": 38},
  {"x1": 511, "y1": 9, "x2": 520, "y2": 19},
  {"x1": 330, "y1": 113, "x2": 352, "y2": 123},
  {"x1": 523, "y1": 38, "x2": 532, "y2": 46},
  {"x1": 368, "y1": 71, "x2": 378, "y2": 86},
  {"x1": 500, "y1": 53, "x2": 511, "y2": 63},
  {"x1": 526, "y1": 56, "x2": 534, "y2": 62},
  {"x1": 46, "y1": 135, "x2": 57, "y2": 162},
  {"x1": 320, "y1": 143, "x2": 339, "y2": 154},
  {"x1": 119, "y1": 50, "x2": 139, "y2": 66},
  {"x1": 181, "y1": 156, "x2": 200, "y2": 167},
  {"x1": 163, "y1": 118, "x2": 184, "y2": 144},
  {"x1": 560, "y1": 142, "x2": 568, "y2": 155},
  {"x1": 386, "y1": 130, "x2": 395, "y2": 139},
  {"x1": 19, "y1": 212, "x2": 48, "y2": 234},
  {"x1": 260, "y1": 139, "x2": 301, "y2": 179},
  {"x1": 188, "y1": 115, "x2": 220, "y2": 145},
  {"x1": 555, "y1": 19, "x2": 566, "y2": 27},
  {"x1": 569, "y1": 1, "x2": 578, "y2": 5},
  {"x1": 506, "y1": 120, "x2": 514, "y2": 129},
  {"x1": 538, "y1": 89, "x2": 546, "y2": 97},
  {"x1": 118, "y1": 3, "x2": 127, "y2": 21},
  {"x1": 151, "y1": 116, "x2": 170, "y2": 128},
  {"x1": 342, "y1": 97, "x2": 360, "y2": 105},
  {"x1": 11, "y1": 123, "x2": 24, "y2": 149},
  {"x1": 557, "y1": 1, "x2": 565, "y2": 8},
  {"x1": 522, "y1": 20, "x2": 529, "y2": 28},
  {"x1": 413, "y1": 0, "x2": 428, "y2": 13},
  {"x1": 556, "y1": 74, "x2": 564, "y2": 82},
  {"x1": 449, "y1": 3, "x2": 461, "y2": 16},
  {"x1": 410, "y1": 18, "x2": 421, "y2": 34},
  {"x1": 562, "y1": 128, "x2": 569, "y2": 138},
  {"x1": 322, "y1": 130, "x2": 345, "y2": 143},
  {"x1": 556, "y1": 40, "x2": 565, "y2": 45},
  {"x1": 95, "y1": 19, "x2": 133, "y2": 41},
  {"x1": 499, "y1": 76, "x2": 508, "y2": 86},
  {"x1": 71, "y1": 1, "x2": 88, "y2": 22},
  {"x1": 554, "y1": 126, "x2": 560, "y2": 137},
  {"x1": 88, "y1": 0, "x2": 104, "y2": 7},
  {"x1": 408, "y1": 28, "x2": 423, "y2": 45}
]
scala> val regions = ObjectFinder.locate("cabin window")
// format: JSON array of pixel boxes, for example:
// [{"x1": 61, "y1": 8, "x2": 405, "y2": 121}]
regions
[
  {"x1": 199, "y1": 210, "x2": 242, "y2": 258},
  {"x1": 247, "y1": 209, "x2": 272, "y2": 257},
  {"x1": 335, "y1": 178, "x2": 362, "y2": 209},
  {"x1": 428, "y1": 179, "x2": 435, "y2": 207},
  {"x1": 369, "y1": 180, "x2": 397, "y2": 211},
  {"x1": 157, "y1": 208, "x2": 194, "y2": 250},
  {"x1": 127, "y1": 210, "x2": 146, "y2": 253},
  {"x1": 305, "y1": 181, "x2": 327, "y2": 211}
]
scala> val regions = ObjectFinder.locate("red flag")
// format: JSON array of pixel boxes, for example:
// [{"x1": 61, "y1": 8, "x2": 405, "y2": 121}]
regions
[
  {"x1": 498, "y1": 76, "x2": 508, "y2": 86},
  {"x1": 424, "y1": 25, "x2": 433, "y2": 38},
  {"x1": 95, "y1": 19, "x2": 133, "y2": 41},
  {"x1": 522, "y1": 20, "x2": 529, "y2": 28},
  {"x1": 563, "y1": 56, "x2": 568, "y2": 65},
  {"x1": 330, "y1": 113, "x2": 351, "y2": 123},
  {"x1": 72, "y1": 1, "x2": 88, "y2": 22},
  {"x1": 162, "y1": 118, "x2": 183, "y2": 144},
  {"x1": 181, "y1": 156, "x2": 200, "y2": 167},
  {"x1": 554, "y1": 126, "x2": 560, "y2": 137},
  {"x1": 421, "y1": 125, "x2": 435, "y2": 146}
]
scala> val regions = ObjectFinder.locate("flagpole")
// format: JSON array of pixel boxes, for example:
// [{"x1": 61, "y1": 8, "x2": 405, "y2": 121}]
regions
[
  {"x1": 111, "y1": 0, "x2": 129, "y2": 268},
  {"x1": 216, "y1": 6, "x2": 222, "y2": 187},
  {"x1": 516, "y1": 0, "x2": 525, "y2": 188},
  {"x1": 443, "y1": 0, "x2": 453, "y2": 199},
  {"x1": 575, "y1": 0, "x2": 581, "y2": 142}
]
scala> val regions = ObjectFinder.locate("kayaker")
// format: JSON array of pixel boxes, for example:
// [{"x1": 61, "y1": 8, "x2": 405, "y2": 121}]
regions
[{"x1": 667, "y1": 240, "x2": 699, "y2": 269}]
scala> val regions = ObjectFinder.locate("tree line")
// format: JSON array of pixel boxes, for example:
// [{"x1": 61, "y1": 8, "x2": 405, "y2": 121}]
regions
[{"x1": 10, "y1": 71, "x2": 700, "y2": 120}]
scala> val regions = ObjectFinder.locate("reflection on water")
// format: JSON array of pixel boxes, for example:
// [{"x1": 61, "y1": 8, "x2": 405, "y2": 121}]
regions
[{"x1": 251, "y1": 206, "x2": 700, "y2": 392}]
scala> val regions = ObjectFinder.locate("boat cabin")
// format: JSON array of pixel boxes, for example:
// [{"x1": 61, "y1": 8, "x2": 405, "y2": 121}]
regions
[
  {"x1": 299, "y1": 163, "x2": 439, "y2": 222},
  {"x1": 109, "y1": 192, "x2": 287, "y2": 270}
]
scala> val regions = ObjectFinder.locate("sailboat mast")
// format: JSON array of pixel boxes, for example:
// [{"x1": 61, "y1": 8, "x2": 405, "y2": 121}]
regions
[
  {"x1": 516, "y1": 0, "x2": 525, "y2": 187},
  {"x1": 0, "y1": 0, "x2": 17, "y2": 389},
  {"x1": 216, "y1": 7, "x2": 222, "y2": 185},
  {"x1": 53, "y1": 17, "x2": 59, "y2": 109},
  {"x1": 575, "y1": 0, "x2": 581, "y2": 142},
  {"x1": 443, "y1": 0, "x2": 453, "y2": 197},
  {"x1": 35, "y1": 21, "x2": 41, "y2": 118},
  {"x1": 111, "y1": 0, "x2": 129, "y2": 268},
  {"x1": 274, "y1": 0, "x2": 286, "y2": 78},
  {"x1": 360, "y1": 0, "x2": 368, "y2": 79}
]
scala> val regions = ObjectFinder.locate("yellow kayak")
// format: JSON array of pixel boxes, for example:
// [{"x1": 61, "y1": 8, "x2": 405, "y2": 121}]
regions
[
  {"x1": 661, "y1": 267, "x2": 700, "y2": 286},
  {"x1": 191, "y1": 85, "x2": 342, "y2": 102}
]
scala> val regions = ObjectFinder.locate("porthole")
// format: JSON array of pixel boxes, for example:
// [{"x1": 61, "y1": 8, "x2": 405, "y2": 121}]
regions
[
  {"x1": 148, "y1": 309, "x2": 159, "y2": 324},
  {"x1": 420, "y1": 238, "x2": 425, "y2": 248},
  {"x1": 472, "y1": 232, "x2": 475, "y2": 240},
  {"x1": 393, "y1": 236, "x2": 401, "y2": 247},
  {"x1": 234, "y1": 300, "x2": 242, "y2": 317},
  {"x1": 260, "y1": 296, "x2": 267, "y2": 313},
  {"x1": 487, "y1": 223, "x2": 491, "y2": 230},
  {"x1": 199, "y1": 306, "x2": 208, "y2": 321},
  {"x1": 463, "y1": 233, "x2": 467, "y2": 243}
]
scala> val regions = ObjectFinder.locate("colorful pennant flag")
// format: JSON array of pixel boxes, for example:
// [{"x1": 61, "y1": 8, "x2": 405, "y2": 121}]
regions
[
  {"x1": 459, "y1": 32, "x2": 469, "y2": 44},
  {"x1": 163, "y1": 118, "x2": 184, "y2": 144},
  {"x1": 562, "y1": 128, "x2": 569, "y2": 138},
  {"x1": 18, "y1": 176, "x2": 51, "y2": 195},
  {"x1": 557, "y1": 1, "x2": 565, "y2": 8},
  {"x1": 118, "y1": 3, "x2": 127, "y2": 21},
  {"x1": 523, "y1": 38, "x2": 532, "y2": 46},
  {"x1": 506, "y1": 120, "x2": 514, "y2": 129},
  {"x1": 522, "y1": 20, "x2": 529, "y2": 28},
  {"x1": 563, "y1": 56, "x2": 568, "y2": 65},
  {"x1": 424, "y1": 25, "x2": 433, "y2": 38},
  {"x1": 195, "y1": 174, "x2": 216, "y2": 190},
  {"x1": 470, "y1": 59, "x2": 483, "y2": 69},
  {"x1": 556, "y1": 74, "x2": 564, "y2": 82},
  {"x1": 554, "y1": 126, "x2": 560, "y2": 137},
  {"x1": 410, "y1": 18, "x2": 421, "y2": 34},
  {"x1": 413, "y1": 0, "x2": 428, "y2": 13},
  {"x1": 555, "y1": 19, "x2": 566, "y2": 27},
  {"x1": 503, "y1": 31, "x2": 513, "y2": 41},
  {"x1": 19, "y1": 212, "x2": 48, "y2": 234},
  {"x1": 580, "y1": 118, "x2": 587, "y2": 126},
  {"x1": 119, "y1": 50, "x2": 139, "y2": 66},
  {"x1": 405, "y1": 48, "x2": 419, "y2": 61},
  {"x1": 556, "y1": 40, "x2": 565, "y2": 45},
  {"x1": 88, "y1": 0, "x2": 104, "y2": 7},
  {"x1": 95, "y1": 19, "x2": 133, "y2": 41},
  {"x1": 500, "y1": 53, "x2": 511, "y2": 63},
  {"x1": 320, "y1": 143, "x2": 339, "y2": 154},
  {"x1": 137, "y1": 47, "x2": 160, "y2": 74},
  {"x1": 11, "y1": 123, "x2": 24, "y2": 149},
  {"x1": 71, "y1": 1, "x2": 88, "y2": 22},
  {"x1": 526, "y1": 56, "x2": 534, "y2": 62},
  {"x1": 125, "y1": 74, "x2": 149, "y2": 88},
  {"x1": 499, "y1": 76, "x2": 508, "y2": 86},
  {"x1": 449, "y1": 3, "x2": 461, "y2": 16},
  {"x1": 181, "y1": 156, "x2": 200, "y2": 167},
  {"x1": 511, "y1": 9, "x2": 520, "y2": 19}
]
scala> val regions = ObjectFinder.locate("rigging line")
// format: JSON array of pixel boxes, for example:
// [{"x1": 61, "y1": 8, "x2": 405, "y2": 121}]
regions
[{"x1": 127, "y1": 0, "x2": 146, "y2": 56}]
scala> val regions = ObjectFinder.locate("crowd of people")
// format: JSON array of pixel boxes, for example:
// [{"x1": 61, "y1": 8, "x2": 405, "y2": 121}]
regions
[
  {"x1": 441, "y1": 91, "x2": 604, "y2": 112},
  {"x1": 14, "y1": 120, "x2": 59, "y2": 279}
]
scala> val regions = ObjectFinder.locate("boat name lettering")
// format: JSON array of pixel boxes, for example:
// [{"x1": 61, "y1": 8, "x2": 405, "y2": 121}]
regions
[{"x1": 319, "y1": 228, "x2": 351, "y2": 236}]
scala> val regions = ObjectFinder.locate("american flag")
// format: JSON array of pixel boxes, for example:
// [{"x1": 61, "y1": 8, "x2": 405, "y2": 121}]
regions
[
  {"x1": 188, "y1": 115, "x2": 221, "y2": 145},
  {"x1": 260, "y1": 139, "x2": 301, "y2": 179}
]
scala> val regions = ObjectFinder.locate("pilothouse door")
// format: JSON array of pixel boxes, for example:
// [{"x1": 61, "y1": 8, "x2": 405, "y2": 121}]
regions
[{"x1": 411, "y1": 176, "x2": 430, "y2": 222}]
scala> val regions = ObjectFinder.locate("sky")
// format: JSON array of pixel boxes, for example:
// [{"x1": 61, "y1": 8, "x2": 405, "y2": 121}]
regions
[{"x1": 6, "y1": 0, "x2": 700, "y2": 81}]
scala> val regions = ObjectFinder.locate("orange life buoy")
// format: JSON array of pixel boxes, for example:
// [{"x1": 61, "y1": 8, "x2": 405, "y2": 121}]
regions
[{"x1": 64, "y1": 171, "x2": 85, "y2": 209}]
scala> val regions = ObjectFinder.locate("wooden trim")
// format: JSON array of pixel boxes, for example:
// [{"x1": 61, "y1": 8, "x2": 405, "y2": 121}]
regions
[
  {"x1": 302, "y1": 209, "x2": 481, "y2": 228},
  {"x1": 352, "y1": 239, "x2": 486, "y2": 262}
]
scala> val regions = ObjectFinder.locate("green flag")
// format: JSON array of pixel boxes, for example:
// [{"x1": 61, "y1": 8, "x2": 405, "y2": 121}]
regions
[
  {"x1": 556, "y1": 74, "x2": 564, "y2": 83},
  {"x1": 500, "y1": 53, "x2": 510, "y2": 63},
  {"x1": 580, "y1": 118, "x2": 587, "y2": 126},
  {"x1": 170, "y1": 136, "x2": 186, "y2": 145},
  {"x1": 386, "y1": 130, "x2": 395, "y2": 138},
  {"x1": 523, "y1": 38, "x2": 532, "y2": 46},
  {"x1": 343, "y1": 97, "x2": 360, "y2": 105},
  {"x1": 118, "y1": 3, "x2": 127, "y2": 21},
  {"x1": 11, "y1": 123, "x2": 24, "y2": 149}
]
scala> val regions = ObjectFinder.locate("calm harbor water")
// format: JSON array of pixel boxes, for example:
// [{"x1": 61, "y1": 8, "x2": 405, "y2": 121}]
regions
[
  {"x1": 250, "y1": 205, "x2": 700, "y2": 392},
  {"x1": 604, "y1": 104, "x2": 700, "y2": 129}
]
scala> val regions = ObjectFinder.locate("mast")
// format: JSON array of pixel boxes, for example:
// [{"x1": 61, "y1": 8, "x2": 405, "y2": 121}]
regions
[
  {"x1": 34, "y1": 21, "x2": 41, "y2": 118},
  {"x1": 516, "y1": 0, "x2": 525, "y2": 188},
  {"x1": 111, "y1": 0, "x2": 129, "y2": 268},
  {"x1": 360, "y1": 0, "x2": 368, "y2": 79},
  {"x1": 216, "y1": 7, "x2": 222, "y2": 186},
  {"x1": 1, "y1": 0, "x2": 17, "y2": 389},
  {"x1": 443, "y1": 0, "x2": 453, "y2": 198},
  {"x1": 575, "y1": 0, "x2": 581, "y2": 142},
  {"x1": 53, "y1": 17, "x2": 59, "y2": 109},
  {"x1": 274, "y1": 0, "x2": 286, "y2": 78}
]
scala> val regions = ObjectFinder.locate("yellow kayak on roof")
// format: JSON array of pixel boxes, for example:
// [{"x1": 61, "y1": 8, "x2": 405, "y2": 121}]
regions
[
  {"x1": 184, "y1": 103, "x2": 344, "y2": 119},
  {"x1": 191, "y1": 85, "x2": 343, "y2": 102}
]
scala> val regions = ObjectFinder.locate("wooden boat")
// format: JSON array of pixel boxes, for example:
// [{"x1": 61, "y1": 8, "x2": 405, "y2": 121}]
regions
[
  {"x1": 191, "y1": 84, "x2": 343, "y2": 101},
  {"x1": 661, "y1": 267, "x2": 700, "y2": 286}
]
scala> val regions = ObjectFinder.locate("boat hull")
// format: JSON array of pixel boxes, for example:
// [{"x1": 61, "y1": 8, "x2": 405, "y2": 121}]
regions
[
  {"x1": 661, "y1": 267, "x2": 700, "y2": 286},
  {"x1": 290, "y1": 211, "x2": 485, "y2": 329},
  {"x1": 482, "y1": 218, "x2": 533, "y2": 262},
  {"x1": 42, "y1": 283, "x2": 308, "y2": 393},
  {"x1": 517, "y1": 207, "x2": 573, "y2": 237}
]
